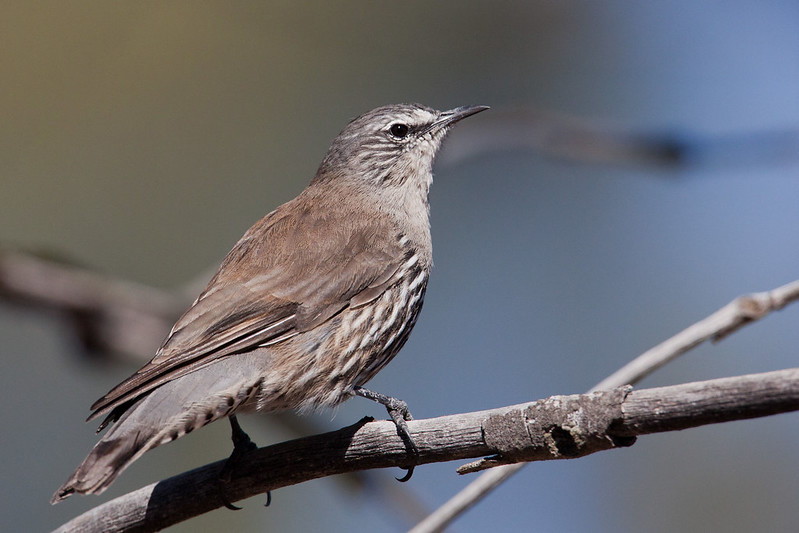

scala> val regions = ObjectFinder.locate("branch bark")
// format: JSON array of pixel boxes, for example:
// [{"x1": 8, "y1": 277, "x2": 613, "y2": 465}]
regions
[{"x1": 53, "y1": 368, "x2": 799, "y2": 533}]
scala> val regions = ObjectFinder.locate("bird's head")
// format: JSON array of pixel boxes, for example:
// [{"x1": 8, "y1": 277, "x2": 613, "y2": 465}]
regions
[{"x1": 313, "y1": 104, "x2": 488, "y2": 195}]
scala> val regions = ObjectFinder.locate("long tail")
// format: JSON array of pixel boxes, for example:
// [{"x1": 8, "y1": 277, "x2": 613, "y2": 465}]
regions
[
  {"x1": 51, "y1": 365, "x2": 264, "y2": 504},
  {"x1": 51, "y1": 412, "x2": 163, "y2": 502}
]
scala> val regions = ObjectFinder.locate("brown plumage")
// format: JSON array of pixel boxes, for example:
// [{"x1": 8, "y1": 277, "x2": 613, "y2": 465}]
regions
[{"x1": 52, "y1": 103, "x2": 488, "y2": 503}]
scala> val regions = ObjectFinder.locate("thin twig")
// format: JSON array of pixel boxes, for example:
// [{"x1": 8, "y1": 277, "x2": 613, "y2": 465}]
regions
[
  {"x1": 409, "y1": 279, "x2": 799, "y2": 533},
  {"x1": 593, "y1": 279, "x2": 799, "y2": 391}
]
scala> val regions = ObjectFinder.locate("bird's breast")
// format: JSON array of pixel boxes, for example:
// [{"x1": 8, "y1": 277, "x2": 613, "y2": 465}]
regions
[{"x1": 252, "y1": 265, "x2": 429, "y2": 413}]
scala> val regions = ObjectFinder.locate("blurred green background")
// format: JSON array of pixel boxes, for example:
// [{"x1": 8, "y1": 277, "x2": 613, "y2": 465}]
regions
[{"x1": 2, "y1": 2, "x2": 798, "y2": 532}]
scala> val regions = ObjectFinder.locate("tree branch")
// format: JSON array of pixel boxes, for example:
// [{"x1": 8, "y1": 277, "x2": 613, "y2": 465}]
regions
[
  {"x1": 410, "y1": 278, "x2": 799, "y2": 532},
  {"x1": 53, "y1": 368, "x2": 799, "y2": 533},
  {"x1": 593, "y1": 279, "x2": 799, "y2": 391}
]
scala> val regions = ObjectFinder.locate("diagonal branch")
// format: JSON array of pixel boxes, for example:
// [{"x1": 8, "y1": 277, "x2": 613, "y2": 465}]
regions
[
  {"x1": 410, "y1": 279, "x2": 799, "y2": 532},
  {"x1": 53, "y1": 368, "x2": 799, "y2": 533},
  {"x1": 593, "y1": 279, "x2": 799, "y2": 391}
]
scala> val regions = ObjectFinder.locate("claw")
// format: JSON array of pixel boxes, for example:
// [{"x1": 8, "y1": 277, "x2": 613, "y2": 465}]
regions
[
  {"x1": 395, "y1": 465, "x2": 414, "y2": 482},
  {"x1": 219, "y1": 490, "x2": 243, "y2": 511},
  {"x1": 352, "y1": 386, "x2": 420, "y2": 481}
]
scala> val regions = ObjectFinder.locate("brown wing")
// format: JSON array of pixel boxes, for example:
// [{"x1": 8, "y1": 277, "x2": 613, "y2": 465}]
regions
[{"x1": 88, "y1": 192, "x2": 408, "y2": 424}]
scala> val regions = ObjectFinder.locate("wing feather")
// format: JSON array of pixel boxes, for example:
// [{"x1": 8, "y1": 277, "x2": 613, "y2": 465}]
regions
[{"x1": 88, "y1": 191, "x2": 410, "y2": 423}]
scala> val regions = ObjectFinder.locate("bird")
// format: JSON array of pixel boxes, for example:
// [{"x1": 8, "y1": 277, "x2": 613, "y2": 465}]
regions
[{"x1": 51, "y1": 103, "x2": 488, "y2": 504}]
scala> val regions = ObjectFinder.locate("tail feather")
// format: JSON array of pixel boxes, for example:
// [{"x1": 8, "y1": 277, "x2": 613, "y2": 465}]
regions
[
  {"x1": 51, "y1": 425, "x2": 150, "y2": 503},
  {"x1": 52, "y1": 361, "x2": 265, "y2": 504}
]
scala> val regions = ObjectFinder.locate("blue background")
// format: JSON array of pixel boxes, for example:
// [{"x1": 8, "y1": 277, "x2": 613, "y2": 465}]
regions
[{"x1": 2, "y1": 3, "x2": 798, "y2": 532}]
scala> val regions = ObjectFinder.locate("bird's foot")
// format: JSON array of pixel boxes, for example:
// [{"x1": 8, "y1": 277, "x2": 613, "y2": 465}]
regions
[
  {"x1": 352, "y1": 386, "x2": 419, "y2": 481},
  {"x1": 218, "y1": 415, "x2": 270, "y2": 510}
]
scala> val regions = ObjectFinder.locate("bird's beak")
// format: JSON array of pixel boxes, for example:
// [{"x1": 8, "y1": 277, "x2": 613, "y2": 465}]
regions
[{"x1": 430, "y1": 105, "x2": 490, "y2": 131}]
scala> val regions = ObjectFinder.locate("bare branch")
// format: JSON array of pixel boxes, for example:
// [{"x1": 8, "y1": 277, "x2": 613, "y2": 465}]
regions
[
  {"x1": 411, "y1": 279, "x2": 799, "y2": 532},
  {"x1": 593, "y1": 279, "x2": 799, "y2": 391},
  {"x1": 53, "y1": 368, "x2": 799, "y2": 533}
]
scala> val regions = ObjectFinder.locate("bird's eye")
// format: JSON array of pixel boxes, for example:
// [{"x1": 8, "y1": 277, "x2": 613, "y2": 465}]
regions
[{"x1": 389, "y1": 123, "x2": 410, "y2": 138}]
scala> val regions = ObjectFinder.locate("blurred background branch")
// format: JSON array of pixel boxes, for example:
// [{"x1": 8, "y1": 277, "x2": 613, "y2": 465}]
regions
[
  {"x1": 444, "y1": 108, "x2": 799, "y2": 170},
  {"x1": 0, "y1": 249, "x2": 182, "y2": 363}
]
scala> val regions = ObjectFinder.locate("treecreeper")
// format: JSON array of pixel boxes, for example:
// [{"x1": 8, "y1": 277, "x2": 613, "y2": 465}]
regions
[{"x1": 52, "y1": 103, "x2": 488, "y2": 504}]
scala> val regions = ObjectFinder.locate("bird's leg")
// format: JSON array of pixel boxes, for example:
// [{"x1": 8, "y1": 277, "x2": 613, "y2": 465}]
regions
[
  {"x1": 218, "y1": 415, "x2": 270, "y2": 510},
  {"x1": 352, "y1": 386, "x2": 419, "y2": 481},
  {"x1": 229, "y1": 414, "x2": 257, "y2": 454}
]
